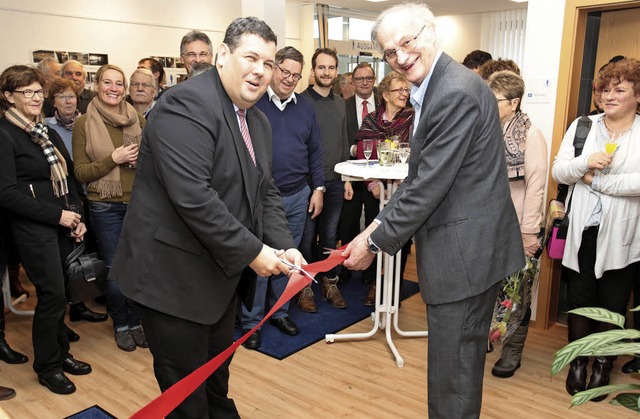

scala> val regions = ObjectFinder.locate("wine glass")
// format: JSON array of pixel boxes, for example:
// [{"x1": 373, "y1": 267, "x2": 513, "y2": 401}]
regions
[
  {"x1": 398, "y1": 143, "x2": 410, "y2": 165},
  {"x1": 363, "y1": 140, "x2": 374, "y2": 167},
  {"x1": 123, "y1": 134, "x2": 139, "y2": 169},
  {"x1": 378, "y1": 141, "x2": 391, "y2": 167}
]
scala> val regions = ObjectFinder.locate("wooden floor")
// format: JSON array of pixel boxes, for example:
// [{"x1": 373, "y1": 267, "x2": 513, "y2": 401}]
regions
[{"x1": 0, "y1": 256, "x2": 636, "y2": 419}]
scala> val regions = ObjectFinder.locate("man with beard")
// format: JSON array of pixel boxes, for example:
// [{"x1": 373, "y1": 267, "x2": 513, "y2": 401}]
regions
[
  {"x1": 239, "y1": 46, "x2": 325, "y2": 349},
  {"x1": 298, "y1": 48, "x2": 350, "y2": 312}
]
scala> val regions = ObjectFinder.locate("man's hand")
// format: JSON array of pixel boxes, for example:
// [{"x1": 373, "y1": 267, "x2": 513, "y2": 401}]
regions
[
  {"x1": 344, "y1": 181, "x2": 353, "y2": 200},
  {"x1": 342, "y1": 222, "x2": 378, "y2": 271},
  {"x1": 308, "y1": 189, "x2": 324, "y2": 219},
  {"x1": 280, "y1": 248, "x2": 307, "y2": 275},
  {"x1": 249, "y1": 245, "x2": 286, "y2": 277}
]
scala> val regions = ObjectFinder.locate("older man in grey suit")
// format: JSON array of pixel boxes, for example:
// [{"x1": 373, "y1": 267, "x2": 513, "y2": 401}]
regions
[
  {"x1": 112, "y1": 17, "x2": 304, "y2": 418},
  {"x1": 343, "y1": 3, "x2": 524, "y2": 418}
]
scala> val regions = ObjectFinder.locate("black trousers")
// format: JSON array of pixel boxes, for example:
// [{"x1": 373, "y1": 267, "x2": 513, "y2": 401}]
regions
[
  {"x1": 339, "y1": 182, "x2": 381, "y2": 282},
  {"x1": 11, "y1": 220, "x2": 72, "y2": 377},
  {"x1": 566, "y1": 226, "x2": 639, "y2": 315},
  {"x1": 142, "y1": 296, "x2": 240, "y2": 419}
]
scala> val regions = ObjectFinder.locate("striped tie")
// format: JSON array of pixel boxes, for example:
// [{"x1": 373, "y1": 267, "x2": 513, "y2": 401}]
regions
[{"x1": 236, "y1": 109, "x2": 256, "y2": 166}]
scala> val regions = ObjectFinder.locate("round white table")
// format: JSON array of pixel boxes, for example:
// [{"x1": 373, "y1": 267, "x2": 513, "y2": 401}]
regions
[{"x1": 326, "y1": 160, "x2": 428, "y2": 368}]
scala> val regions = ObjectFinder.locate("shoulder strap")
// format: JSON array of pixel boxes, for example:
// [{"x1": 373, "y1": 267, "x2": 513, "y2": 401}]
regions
[
  {"x1": 573, "y1": 115, "x2": 592, "y2": 157},
  {"x1": 65, "y1": 241, "x2": 86, "y2": 268}
]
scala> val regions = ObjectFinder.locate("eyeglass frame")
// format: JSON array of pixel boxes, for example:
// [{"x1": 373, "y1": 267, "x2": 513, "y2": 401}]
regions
[
  {"x1": 382, "y1": 25, "x2": 427, "y2": 64},
  {"x1": 389, "y1": 88, "x2": 411, "y2": 94},
  {"x1": 496, "y1": 98, "x2": 511, "y2": 103},
  {"x1": 276, "y1": 64, "x2": 302, "y2": 82},
  {"x1": 131, "y1": 82, "x2": 154, "y2": 89},
  {"x1": 353, "y1": 76, "x2": 375, "y2": 83},
  {"x1": 53, "y1": 94, "x2": 77, "y2": 101},
  {"x1": 13, "y1": 89, "x2": 45, "y2": 99},
  {"x1": 182, "y1": 52, "x2": 212, "y2": 59}
]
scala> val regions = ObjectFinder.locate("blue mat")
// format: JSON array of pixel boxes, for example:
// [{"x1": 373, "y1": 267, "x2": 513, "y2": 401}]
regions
[
  {"x1": 235, "y1": 278, "x2": 420, "y2": 360},
  {"x1": 65, "y1": 405, "x2": 116, "y2": 419}
]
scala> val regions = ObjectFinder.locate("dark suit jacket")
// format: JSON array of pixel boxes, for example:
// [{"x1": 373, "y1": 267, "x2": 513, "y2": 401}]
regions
[
  {"x1": 371, "y1": 53, "x2": 524, "y2": 305},
  {"x1": 112, "y1": 68, "x2": 295, "y2": 325},
  {"x1": 345, "y1": 89, "x2": 380, "y2": 148}
]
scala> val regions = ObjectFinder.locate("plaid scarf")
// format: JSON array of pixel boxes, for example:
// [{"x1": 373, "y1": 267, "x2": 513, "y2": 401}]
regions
[
  {"x1": 4, "y1": 107, "x2": 69, "y2": 197},
  {"x1": 54, "y1": 109, "x2": 81, "y2": 131},
  {"x1": 354, "y1": 103, "x2": 414, "y2": 144},
  {"x1": 503, "y1": 111, "x2": 531, "y2": 180}
]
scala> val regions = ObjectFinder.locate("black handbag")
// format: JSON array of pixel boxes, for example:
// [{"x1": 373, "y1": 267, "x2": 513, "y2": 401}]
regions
[{"x1": 65, "y1": 242, "x2": 107, "y2": 304}]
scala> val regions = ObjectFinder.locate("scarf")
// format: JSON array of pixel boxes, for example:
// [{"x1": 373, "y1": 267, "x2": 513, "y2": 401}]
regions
[
  {"x1": 503, "y1": 111, "x2": 531, "y2": 180},
  {"x1": 4, "y1": 107, "x2": 69, "y2": 197},
  {"x1": 84, "y1": 96, "x2": 142, "y2": 199},
  {"x1": 354, "y1": 102, "x2": 414, "y2": 144},
  {"x1": 54, "y1": 109, "x2": 81, "y2": 131}
]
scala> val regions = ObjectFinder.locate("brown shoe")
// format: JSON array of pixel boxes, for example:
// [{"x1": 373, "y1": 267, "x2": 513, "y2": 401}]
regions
[
  {"x1": 298, "y1": 286, "x2": 317, "y2": 313},
  {"x1": 322, "y1": 277, "x2": 347, "y2": 309},
  {"x1": 0, "y1": 385, "x2": 16, "y2": 401},
  {"x1": 363, "y1": 284, "x2": 375, "y2": 307}
]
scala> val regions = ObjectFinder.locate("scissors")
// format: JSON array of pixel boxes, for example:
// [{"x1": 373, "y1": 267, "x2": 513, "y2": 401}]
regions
[{"x1": 277, "y1": 258, "x2": 317, "y2": 283}]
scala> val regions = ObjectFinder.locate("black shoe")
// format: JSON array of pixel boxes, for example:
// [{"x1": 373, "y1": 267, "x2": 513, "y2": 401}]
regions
[
  {"x1": 62, "y1": 356, "x2": 92, "y2": 375},
  {"x1": 622, "y1": 356, "x2": 640, "y2": 374},
  {"x1": 0, "y1": 385, "x2": 16, "y2": 401},
  {"x1": 242, "y1": 330, "x2": 261, "y2": 350},
  {"x1": 269, "y1": 316, "x2": 299, "y2": 336},
  {"x1": 65, "y1": 325, "x2": 80, "y2": 343},
  {"x1": 38, "y1": 373, "x2": 76, "y2": 395},
  {"x1": 0, "y1": 339, "x2": 28, "y2": 364},
  {"x1": 69, "y1": 303, "x2": 108, "y2": 322}
]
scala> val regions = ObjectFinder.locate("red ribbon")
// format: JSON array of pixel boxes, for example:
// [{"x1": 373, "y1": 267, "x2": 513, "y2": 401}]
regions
[{"x1": 130, "y1": 248, "x2": 346, "y2": 418}]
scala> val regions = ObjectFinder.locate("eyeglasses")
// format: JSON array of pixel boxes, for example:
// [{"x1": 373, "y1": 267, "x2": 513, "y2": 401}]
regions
[
  {"x1": 496, "y1": 98, "x2": 511, "y2": 103},
  {"x1": 64, "y1": 71, "x2": 84, "y2": 78},
  {"x1": 131, "y1": 82, "x2": 153, "y2": 89},
  {"x1": 54, "y1": 94, "x2": 76, "y2": 101},
  {"x1": 13, "y1": 89, "x2": 45, "y2": 99},
  {"x1": 276, "y1": 65, "x2": 302, "y2": 82},
  {"x1": 183, "y1": 52, "x2": 212, "y2": 59},
  {"x1": 353, "y1": 76, "x2": 375, "y2": 83},
  {"x1": 390, "y1": 88, "x2": 411, "y2": 94},
  {"x1": 383, "y1": 25, "x2": 426, "y2": 64}
]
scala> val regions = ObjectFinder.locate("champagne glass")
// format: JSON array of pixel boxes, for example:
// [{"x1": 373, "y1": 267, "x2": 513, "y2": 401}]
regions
[
  {"x1": 123, "y1": 134, "x2": 139, "y2": 169},
  {"x1": 363, "y1": 140, "x2": 374, "y2": 167},
  {"x1": 398, "y1": 143, "x2": 410, "y2": 165},
  {"x1": 605, "y1": 142, "x2": 617, "y2": 155}
]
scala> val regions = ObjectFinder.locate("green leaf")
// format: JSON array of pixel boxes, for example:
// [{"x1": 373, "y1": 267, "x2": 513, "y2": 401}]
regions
[
  {"x1": 568, "y1": 307, "x2": 625, "y2": 328},
  {"x1": 611, "y1": 393, "x2": 640, "y2": 412},
  {"x1": 551, "y1": 330, "x2": 640, "y2": 375},
  {"x1": 571, "y1": 384, "x2": 640, "y2": 406},
  {"x1": 591, "y1": 342, "x2": 640, "y2": 357}
]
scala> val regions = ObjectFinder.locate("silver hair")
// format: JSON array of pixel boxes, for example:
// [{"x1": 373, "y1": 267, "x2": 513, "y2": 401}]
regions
[
  {"x1": 60, "y1": 60, "x2": 87, "y2": 77},
  {"x1": 130, "y1": 68, "x2": 156, "y2": 89},
  {"x1": 180, "y1": 30, "x2": 213, "y2": 56},
  {"x1": 371, "y1": 3, "x2": 439, "y2": 51}
]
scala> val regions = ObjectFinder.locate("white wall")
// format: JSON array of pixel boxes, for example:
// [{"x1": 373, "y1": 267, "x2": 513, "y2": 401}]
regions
[
  {"x1": 520, "y1": 0, "x2": 567, "y2": 321},
  {"x1": 436, "y1": 14, "x2": 483, "y2": 62},
  {"x1": 0, "y1": 0, "x2": 241, "y2": 80}
]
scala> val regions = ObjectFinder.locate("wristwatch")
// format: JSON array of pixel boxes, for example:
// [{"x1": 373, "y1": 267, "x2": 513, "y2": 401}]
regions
[
  {"x1": 315, "y1": 186, "x2": 326, "y2": 193},
  {"x1": 366, "y1": 236, "x2": 381, "y2": 254}
]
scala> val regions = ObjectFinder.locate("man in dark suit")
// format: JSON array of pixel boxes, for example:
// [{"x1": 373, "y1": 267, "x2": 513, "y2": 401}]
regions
[
  {"x1": 340, "y1": 63, "x2": 380, "y2": 286},
  {"x1": 111, "y1": 17, "x2": 304, "y2": 418},
  {"x1": 343, "y1": 3, "x2": 524, "y2": 418}
]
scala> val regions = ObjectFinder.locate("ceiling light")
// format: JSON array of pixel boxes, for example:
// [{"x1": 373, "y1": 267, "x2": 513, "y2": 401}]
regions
[{"x1": 364, "y1": 0, "x2": 389, "y2": 3}]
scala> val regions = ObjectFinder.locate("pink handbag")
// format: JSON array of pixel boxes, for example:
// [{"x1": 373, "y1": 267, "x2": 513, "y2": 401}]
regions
[{"x1": 545, "y1": 199, "x2": 567, "y2": 260}]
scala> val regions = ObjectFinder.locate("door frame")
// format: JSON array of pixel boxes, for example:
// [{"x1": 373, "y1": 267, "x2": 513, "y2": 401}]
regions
[{"x1": 535, "y1": 0, "x2": 640, "y2": 329}]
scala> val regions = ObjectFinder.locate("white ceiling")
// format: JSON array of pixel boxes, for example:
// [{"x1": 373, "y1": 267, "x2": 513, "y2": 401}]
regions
[{"x1": 288, "y1": 0, "x2": 528, "y2": 16}]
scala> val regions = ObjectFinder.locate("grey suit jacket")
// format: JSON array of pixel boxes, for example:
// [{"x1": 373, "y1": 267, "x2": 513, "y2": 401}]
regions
[
  {"x1": 112, "y1": 68, "x2": 295, "y2": 325},
  {"x1": 371, "y1": 53, "x2": 524, "y2": 305}
]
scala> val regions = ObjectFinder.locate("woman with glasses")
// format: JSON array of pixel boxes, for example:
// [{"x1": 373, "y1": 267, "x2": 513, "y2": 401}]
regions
[
  {"x1": 353, "y1": 71, "x2": 414, "y2": 305},
  {"x1": 0, "y1": 65, "x2": 91, "y2": 394},
  {"x1": 487, "y1": 70, "x2": 547, "y2": 378},
  {"x1": 72, "y1": 64, "x2": 147, "y2": 352},
  {"x1": 129, "y1": 68, "x2": 157, "y2": 117}
]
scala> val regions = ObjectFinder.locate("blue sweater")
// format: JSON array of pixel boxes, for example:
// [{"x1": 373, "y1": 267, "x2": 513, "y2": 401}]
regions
[{"x1": 255, "y1": 93, "x2": 324, "y2": 196}]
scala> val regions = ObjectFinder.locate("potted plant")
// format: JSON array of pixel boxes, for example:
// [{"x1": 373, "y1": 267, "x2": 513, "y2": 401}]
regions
[{"x1": 551, "y1": 306, "x2": 640, "y2": 412}]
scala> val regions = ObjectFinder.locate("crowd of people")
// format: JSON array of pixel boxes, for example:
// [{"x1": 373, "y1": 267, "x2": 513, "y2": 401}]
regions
[{"x1": 0, "y1": 2, "x2": 638, "y2": 417}]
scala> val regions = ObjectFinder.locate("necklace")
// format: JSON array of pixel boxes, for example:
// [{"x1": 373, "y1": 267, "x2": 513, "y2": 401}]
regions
[{"x1": 603, "y1": 117, "x2": 632, "y2": 139}]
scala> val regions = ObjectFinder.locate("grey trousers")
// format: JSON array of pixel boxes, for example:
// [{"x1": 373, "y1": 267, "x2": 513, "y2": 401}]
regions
[{"x1": 426, "y1": 282, "x2": 501, "y2": 419}]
